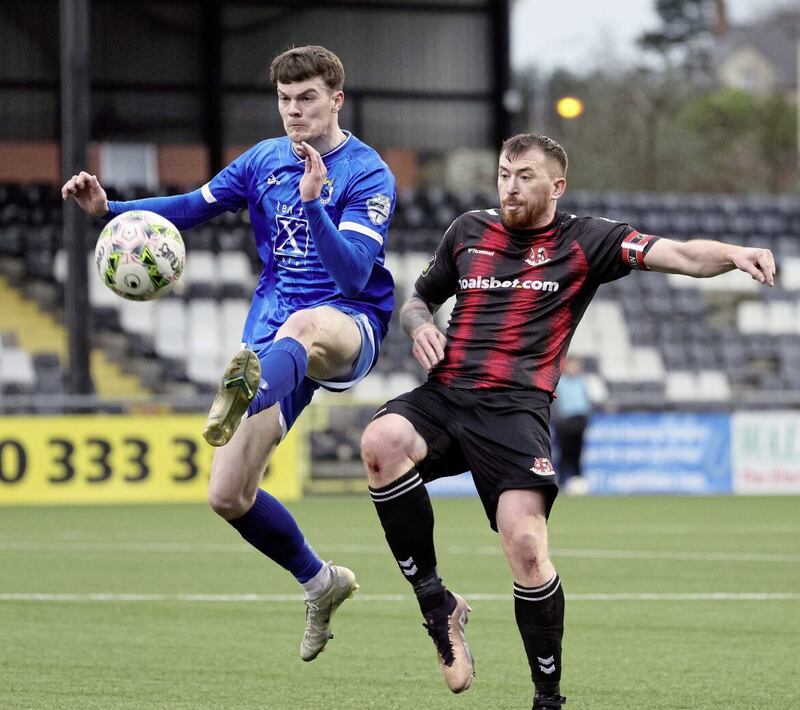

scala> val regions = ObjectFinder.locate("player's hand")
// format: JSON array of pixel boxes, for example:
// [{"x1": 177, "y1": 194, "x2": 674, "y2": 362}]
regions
[
  {"x1": 732, "y1": 246, "x2": 775, "y2": 287},
  {"x1": 298, "y1": 141, "x2": 326, "y2": 202},
  {"x1": 61, "y1": 171, "x2": 109, "y2": 217},
  {"x1": 411, "y1": 323, "x2": 447, "y2": 371}
]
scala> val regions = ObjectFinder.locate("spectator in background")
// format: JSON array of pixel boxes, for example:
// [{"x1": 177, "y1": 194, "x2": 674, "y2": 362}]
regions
[{"x1": 553, "y1": 356, "x2": 591, "y2": 495}]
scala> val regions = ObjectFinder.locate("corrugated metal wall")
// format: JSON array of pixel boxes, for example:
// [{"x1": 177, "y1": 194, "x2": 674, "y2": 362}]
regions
[{"x1": 0, "y1": 0, "x2": 495, "y2": 149}]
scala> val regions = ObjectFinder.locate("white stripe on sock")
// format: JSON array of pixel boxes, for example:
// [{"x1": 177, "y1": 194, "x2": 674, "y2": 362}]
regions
[
  {"x1": 514, "y1": 577, "x2": 562, "y2": 602},
  {"x1": 369, "y1": 474, "x2": 423, "y2": 502}
]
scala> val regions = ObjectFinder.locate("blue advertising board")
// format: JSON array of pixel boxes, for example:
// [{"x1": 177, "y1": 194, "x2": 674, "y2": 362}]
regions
[
  {"x1": 583, "y1": 412, "x2": 732, "y2": 494},
  {"x1": 427, "y1": 471, "x2": 477, "y2": 497}
]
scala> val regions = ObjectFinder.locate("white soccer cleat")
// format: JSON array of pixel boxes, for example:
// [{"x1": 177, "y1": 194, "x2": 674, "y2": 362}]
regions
[{"x1": 300, "y1": 563, "x2": 359, "y2": 662}]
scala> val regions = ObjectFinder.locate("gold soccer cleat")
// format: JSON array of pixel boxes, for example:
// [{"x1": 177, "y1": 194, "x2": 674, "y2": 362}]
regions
[{"x1": 202, "y1": 349, "x2": 261, "y2": 447}]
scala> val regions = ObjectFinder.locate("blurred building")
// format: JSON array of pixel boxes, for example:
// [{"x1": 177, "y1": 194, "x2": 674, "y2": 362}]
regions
[{"x1": 715, "y1": 8, "x2": 800, "y2": 98}]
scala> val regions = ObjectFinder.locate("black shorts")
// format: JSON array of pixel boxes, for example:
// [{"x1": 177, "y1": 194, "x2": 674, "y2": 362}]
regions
[{"x1": 375, "y1": 380, "x2": 558, "y2": 531}]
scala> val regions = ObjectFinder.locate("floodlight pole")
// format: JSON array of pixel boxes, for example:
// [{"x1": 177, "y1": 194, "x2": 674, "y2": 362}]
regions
[
  {"x1": 491, "y1": 0, "x2": 513, "y2": 147},
  {"x1": 202, "y1": 0, "x2": 224, "y2": 177},
  {"x1": 60, "y1": 0, "x2": 94, "y2": 396}
]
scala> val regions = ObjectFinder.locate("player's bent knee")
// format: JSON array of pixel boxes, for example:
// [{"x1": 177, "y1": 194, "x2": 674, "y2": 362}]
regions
[
  {"x1": 207, "y1": 487, "x2": 254, "y2": 521},
  {"x1": 360, "y1": 417, "x2": 418, "y2": 485},
  {"x1": 280, "y1": 309, "x2": 316, "y2": 341}
]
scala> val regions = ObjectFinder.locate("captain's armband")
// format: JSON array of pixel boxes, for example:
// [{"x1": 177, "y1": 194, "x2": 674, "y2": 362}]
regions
[{"x1": 621, "y1": 232, "x2": 660, "y2": 271}]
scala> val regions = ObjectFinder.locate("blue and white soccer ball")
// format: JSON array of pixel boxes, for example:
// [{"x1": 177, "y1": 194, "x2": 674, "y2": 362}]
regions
[{"x1": 95, "y1": 210, "x2": 185, "y2": 301}]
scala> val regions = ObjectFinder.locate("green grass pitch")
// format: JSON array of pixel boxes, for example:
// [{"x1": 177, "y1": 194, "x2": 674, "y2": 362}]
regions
[{"x1": 1, "y1": 495, "x2": 798, "y2": 709}]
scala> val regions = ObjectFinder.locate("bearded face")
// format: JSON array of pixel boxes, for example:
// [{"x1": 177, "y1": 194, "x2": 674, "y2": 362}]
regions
[{"x1": 497, "y1": 148, "x2": 564, "y2": 230}]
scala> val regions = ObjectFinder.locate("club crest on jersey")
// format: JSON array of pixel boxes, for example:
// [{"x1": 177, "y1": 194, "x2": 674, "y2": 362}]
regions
[
  {"x1": 526, "y1": 246, "x2": 551, "y2": 267},
  {"x1": 530, "y1": 457, "x2": 555, "y2": 476},
  {"x1": 320, "y1": 177, "x2": 335, "y2": 205},
  {"x1": 367, "y1": 194, "x2": 391, "y2": 225}
]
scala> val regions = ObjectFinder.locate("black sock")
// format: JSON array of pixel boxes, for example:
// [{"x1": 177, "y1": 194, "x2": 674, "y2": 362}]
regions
[
  {"x1": 514, "y1": 573, "x2": 565, "y2": 697},
  {"x1": 369, "y1": 469, "x2": 446, "y2": 613}
]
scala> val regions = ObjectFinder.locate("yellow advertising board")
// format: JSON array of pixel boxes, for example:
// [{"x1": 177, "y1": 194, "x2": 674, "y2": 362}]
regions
[{"x1": 0, "y1": 415, "x2": 303, "y2": 505}]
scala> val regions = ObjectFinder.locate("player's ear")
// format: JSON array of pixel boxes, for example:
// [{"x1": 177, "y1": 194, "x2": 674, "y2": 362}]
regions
[
  {"x1": 331, "y1": 90, "x2": 344, "y2": 113},
  {"x1": 552, "y1": 177, "x2": 566, "y2": 200}
]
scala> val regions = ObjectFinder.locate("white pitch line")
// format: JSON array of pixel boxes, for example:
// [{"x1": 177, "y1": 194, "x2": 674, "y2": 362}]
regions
[
  {"x1": 0, "y1": 592, "x2": 798, "y2": 603},
  {"x1": 550, "y1": 548, "x2": 800, "y2": 563},
  {"x1": 1, "y1": 541, "x2": 799, "y2": 563}
]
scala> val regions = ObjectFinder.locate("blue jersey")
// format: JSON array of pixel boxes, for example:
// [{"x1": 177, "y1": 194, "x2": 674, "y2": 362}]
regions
[{"x1": 203, "y1": 133, "x2": 396, "y2": 349}]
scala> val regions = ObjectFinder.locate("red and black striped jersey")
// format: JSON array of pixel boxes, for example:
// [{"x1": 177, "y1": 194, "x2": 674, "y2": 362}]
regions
[{"x1": 414, "y1": 209, "x2": 659, "y2": 393}]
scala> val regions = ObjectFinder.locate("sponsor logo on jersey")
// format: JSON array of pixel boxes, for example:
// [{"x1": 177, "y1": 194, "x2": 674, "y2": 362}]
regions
[
  {"x1": 468, "y1": 248, "x2": 495, "y2": 256},
  {"x1": 530, "y1": 457, "x2": 555, "y2": 476},
  {"x1": 266, "y1": 173, "x2": 281, "y2": 186},
  {"x1": 274, "y1": 215, "x2": 310, "y2": 270},
  {"x1": 525, "y1": 246, "x2": 551, "y2": 267},
  {"x1": 320, "y1": 177, "x2": 335, "y2": 205},
  {"x1": 366, "y1": 194, "x2": 391, "y2": 225},
  {"x1": 457, "y1": 276, "x2": 560, "y2": 292}
]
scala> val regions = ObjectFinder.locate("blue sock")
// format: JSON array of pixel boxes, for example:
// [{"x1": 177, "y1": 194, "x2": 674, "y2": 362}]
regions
[
  {"x1": 247, "y1": 337, "x2": 309, "y2": 417},
  {"x1": 228, "y1": 488, "x2": 323, "y2": 583}
]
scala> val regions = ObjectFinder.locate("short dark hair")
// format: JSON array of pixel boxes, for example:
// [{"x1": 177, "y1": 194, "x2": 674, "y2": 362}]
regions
[
  {"x1": 501, "y1": 134, "x2": 568, "y2": 176},
  {"x1": 269, "y1": 45, "x2": 345, "y2": 91}
]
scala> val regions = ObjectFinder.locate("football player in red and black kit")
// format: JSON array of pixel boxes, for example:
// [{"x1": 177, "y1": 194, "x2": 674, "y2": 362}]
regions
[{"x1": 360, "y1": 134, "x2": 775, "y2": 709}]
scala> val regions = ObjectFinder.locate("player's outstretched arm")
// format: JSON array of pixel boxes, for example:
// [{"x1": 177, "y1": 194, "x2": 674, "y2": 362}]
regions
[
  {"x1": 644, "y1": 238, "x2": 775, "y2": 286},
  {"x1": 401, "y1": 294, "x2": 447, "y2": 371},
  {"x1": 61, "y1": 171, "x2": 109, "y2": 217}
]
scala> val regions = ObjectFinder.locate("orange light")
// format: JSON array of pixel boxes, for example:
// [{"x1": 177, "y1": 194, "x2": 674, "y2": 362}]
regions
[{"x1": 556, "y1": 96, "x2": 584, "y2": 119}]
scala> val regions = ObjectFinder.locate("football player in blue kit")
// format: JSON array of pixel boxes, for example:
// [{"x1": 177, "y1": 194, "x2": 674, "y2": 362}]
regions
[{"x1": 62, "y1": 46, "x2": 396, "y2": 662}]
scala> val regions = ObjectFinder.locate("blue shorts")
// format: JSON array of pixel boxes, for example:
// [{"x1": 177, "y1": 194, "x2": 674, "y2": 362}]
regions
[{"x1": 253, "y1": 308, "x2": 380, "y2": 438}]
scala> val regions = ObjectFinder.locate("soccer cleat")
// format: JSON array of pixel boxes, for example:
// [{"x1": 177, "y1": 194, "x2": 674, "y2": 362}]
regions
[
  {"x1": 300, "y1": 563, "x2": 359, "y2": 662},
  {"x1": 532, "y1": 692, "x2": 567, "y2": 709},
  {"x1": 422, "y1": 591, "x2": 475, "y2": 693},
  {"x1": 203, "y1": 349, "x2": 261, "y2": 447}
]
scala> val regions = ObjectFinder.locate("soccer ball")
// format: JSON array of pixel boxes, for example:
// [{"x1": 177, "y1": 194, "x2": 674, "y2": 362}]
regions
[{"x1": 95, "y1": 210, "x2": 185, "y2": 301}]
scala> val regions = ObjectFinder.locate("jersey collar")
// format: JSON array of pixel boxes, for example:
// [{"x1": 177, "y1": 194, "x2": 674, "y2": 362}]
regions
[
  {"x1": 290, "y1": 131, "x2": 352, "y2": 163},
  {"x1": 503, "y1": 211, "x2": 563, "y2": 240}
]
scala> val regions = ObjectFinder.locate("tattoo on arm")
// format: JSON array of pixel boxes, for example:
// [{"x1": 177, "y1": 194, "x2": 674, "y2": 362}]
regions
[{"x1": 400, "y1": 295, "x2": 437, "y2": 339}]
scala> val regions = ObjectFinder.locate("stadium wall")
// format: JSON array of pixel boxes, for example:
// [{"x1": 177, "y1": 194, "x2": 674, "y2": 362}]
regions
[
  {"x1": 2, "y1": 411, "x2": 799, "y2": 505},
  {"x1": 1, "y1": 1, "x2": 499, "y2": 151}
]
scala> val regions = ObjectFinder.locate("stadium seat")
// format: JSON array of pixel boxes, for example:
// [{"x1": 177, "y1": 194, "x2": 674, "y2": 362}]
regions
[
  {"x1": 350, "y1": 372, "x2": 390, "y2": 402},
  {"x1": 696, "y1": 370, "x2": 732, "y2": 402},
  {"x1": 218, "y1": 252, "x2": 256, "y2": 289},
  {"x1": 780, "y1": 257, "x2": 800, "y2": 290},
  {"x1": 182, "y1": 251, "x2": 217, "y2": 289},
  {"x1": 766, "y1": 301, "x2": 796, "y2": 334},
  {"x1": 153, "y1": 299, "x2": 187, "y2": 361},
  {"x1": 0, "y1": 348, "x2": 36, "y2": 391},
  {"x1": 737, "y1": 300, "x2": 768, "y2": 334},
  {"x1": 119, "y1": 299, "x2": 156, "y2": 340},
  {"x1": 220, "y1": 299, "x2": 249, "y2": 350},
  {"x1": 186, "y1": 349, "x2": 224, "y2": 386},
  {"x1": 401, "y1": 252, "x2": 433, "y2": 286},
  {"x1": 187, "y1": 299, "x2": 220, "y2": 360},
  {"x1": 583, "y1": 372, "x2": 608, "y2": 404}
]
